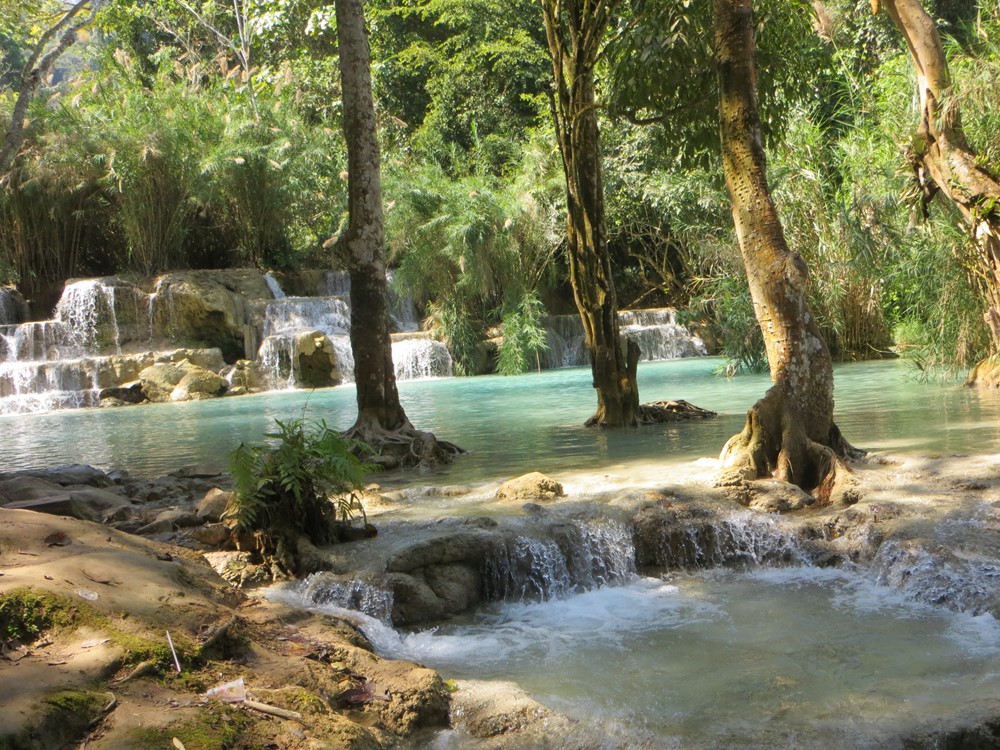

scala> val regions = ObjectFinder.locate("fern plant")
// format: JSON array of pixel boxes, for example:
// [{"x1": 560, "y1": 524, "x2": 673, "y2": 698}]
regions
[{"x1": 227, "y1": 418, "x2": 371, "y2": 546}]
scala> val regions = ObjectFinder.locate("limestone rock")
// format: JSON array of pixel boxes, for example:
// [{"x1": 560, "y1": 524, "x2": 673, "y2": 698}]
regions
[
  {"x1": 190, "y1": 523, "x2": 231, "y2": 547},
  {"x1": 152, "y1": 269, "x2": 272, "y2": 361},
  {"x1": 495, "y1": 472, "x2": 565, "y2": 503},
  {"x1": 746, "y1": 480, "x2": 815, "y2": 513},
  {"x1": 0, "y1": 476, "x2": 65, "y2": 503},
  {"x1": 139, "y1": 360, "x2": 227, "y2": 402},
  {"x1": 5, "y1": 488, "x2": 129, "y2": 523},
  {"x1": 0, "y1": 285, "x2": 28, "y2": 325},
  {"x1": 450, "y1": 679, "x2": 571, "y2": 740},
  {"x1": 197, "y1": 488, "x2": 233, "y2": 522}
]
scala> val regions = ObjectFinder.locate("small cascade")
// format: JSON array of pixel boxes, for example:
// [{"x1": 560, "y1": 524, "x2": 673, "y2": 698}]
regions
[
  {"x1": 387, "y1": 269, "x2": 420, "y2": 333},
  {"x1": 485, "y1": 519, "x2": 636, "y2": 602},
  {"x1": 392, "y1": 337, "x2": 453, "y2": 380},
  {"x1": 257, "y1": 335, "x2": 298, "y2": 390},
  {"x1": 263, "y1": 272, "x2": 286, "y2": 299},
  {"x1": 541, "y1": 307, "x2": 706, "y2": 369},
  {"x1": 640, "y1": 511, "x2": 804, "y2": 570},
  {"x1": 284, "y1": 572, "x2": 394, "y2": 623},
  {"x1": 263, "y1": 297, "x2": 352, "y2": 338},
  {"x1": 323, "y1": 271, "x2": 351, "y2": 296},
  {"x1": 868, "y1": 538, "x2": 1000, "y2": 616}
]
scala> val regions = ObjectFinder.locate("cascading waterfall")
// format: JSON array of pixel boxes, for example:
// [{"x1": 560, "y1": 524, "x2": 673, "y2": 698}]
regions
[
  {"x1": 484, "y1": 519, "x2": 636, "y2": 602},
  {"x1": 642, "y1": 510, "x2": 804, "y2": 570},
  {"x1": 272, "y1": 572, "x2": 395, "y2": 623},
  {"x1": 542, "y1": 308, "x2": 706, "y2": 369},
  {"x1": 0, "y1": 279, "x2": 158, "y2": 415},
  {"x1": 256, "y1": 272, "x2": 451, "y2": 386}
]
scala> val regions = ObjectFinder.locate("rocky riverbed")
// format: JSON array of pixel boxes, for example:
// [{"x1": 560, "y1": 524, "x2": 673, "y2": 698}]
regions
[{"x1": 4, "y1": 453, "x2": 1000, "y2": 748}]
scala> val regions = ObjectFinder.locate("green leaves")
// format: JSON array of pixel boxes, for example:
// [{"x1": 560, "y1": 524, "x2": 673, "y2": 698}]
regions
[{"x1": 226, "y1": 418, "x2": 372, "y2": 545}]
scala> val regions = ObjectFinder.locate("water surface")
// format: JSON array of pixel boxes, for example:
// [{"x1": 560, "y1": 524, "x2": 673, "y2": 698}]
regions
[{"x1": 4, "y1": 358, "x2": 1000, "y2": 484}]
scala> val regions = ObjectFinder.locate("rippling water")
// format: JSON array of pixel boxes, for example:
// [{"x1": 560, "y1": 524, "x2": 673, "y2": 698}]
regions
[{"x1": 3, "y1": 358, "x2": 1000, "y2": 483}]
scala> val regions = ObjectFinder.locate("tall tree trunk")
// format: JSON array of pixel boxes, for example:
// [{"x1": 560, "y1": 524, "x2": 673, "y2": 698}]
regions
[
  {"x1": 878, "y1": 0, "x2": 1000, "y2": 382},
  {"x1": 0, "y1": 0, "x2": 98, "y2": 180},
  {"x1": 541, "y1": 0, "x2": 640, "y2": 428},
  {"x1": 714, "y1": 0, "x2": 857, "y2": 503},
  {"x1": 335, "y1": 0, "x2": 460, "y2": 467}
]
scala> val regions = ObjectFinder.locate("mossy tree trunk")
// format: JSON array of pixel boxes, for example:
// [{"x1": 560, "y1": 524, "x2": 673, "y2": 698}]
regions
[
  {"x1": 879, "y1": 0, "x2": 1000, "y2": 375},
  {"x1": 714, "y1": 0, "x2": 856, "y2": 500},
  {"x1": 335, "y1": 0, "x2": 460, "y2": 467},
  {"x1": 541, "y1": 0, "x2": 640, "y2": 428}
]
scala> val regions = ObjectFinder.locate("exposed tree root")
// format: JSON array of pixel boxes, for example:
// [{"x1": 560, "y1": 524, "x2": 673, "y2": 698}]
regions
[
  {"x1": 638, "y1": 399, "x2": 717, "y2": 424},
  {"x1": 718, "y1": 389, "x2": 864, "y2": 509},
  {"x1": 343, "y1": 421, "x2": 465, "y2": 470}
]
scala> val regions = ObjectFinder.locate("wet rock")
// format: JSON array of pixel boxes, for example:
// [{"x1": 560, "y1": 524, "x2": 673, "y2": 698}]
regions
[
  {"x1": 746, "y1": 480, "x2": 814, "y2": 513},
  {"x1": 0, "y1": 464, "x2": 111, "y2": 488},
  {"x1": 152, "y1": 269, "x2": 272, "y2": 361},
  {"x1": 450, "y1": 679, "x2": 573, "y2": 741},
  {"x1": 196, "y1": 488, "x2": 232, "y2": 522},
  {"x1": 98, "y1": 381, "x2": 147, "y2": 405},
  {"x1": 0, "y1": 476, "x2": 65, "y2": 503},
  {"x1": 139, "y1": 360, "x2": 227, "y2": 402},
  {"x1": 4, "y1": 488, "x2": 129, "y2": 523},
  {"x1": 495, "y1": 472, "x2": 565, "y2": 503}
]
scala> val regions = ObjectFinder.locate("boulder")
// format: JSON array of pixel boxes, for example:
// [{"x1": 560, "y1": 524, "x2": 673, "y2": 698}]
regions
[
  {"x1": 0, "y1": 285, "x2": 28, "y2": 325},
  {"x1": 4, "y1": 488, "x2": 129, "y2": 523},
  {"x1": 495, "y1": 472, "x2": 565, "y2": 503},
  {"x1": 98, "y1": 381, "x2": 147, "y2": 405},
  {"x1": 0, "y1": 464, "x2": 111, "y2": 488},
  {"x1": 139, "y1": 359, "x2": 227, "y2": 402},
  {"x1": 152, "y1": 270, "x2": 272, "y2": 361},
  {"x1": 197, "y1": 488, "x2": 233, "y2": 522},
  {"x1": 0, "y1": 476, "x2": 65, "y2": 503}
]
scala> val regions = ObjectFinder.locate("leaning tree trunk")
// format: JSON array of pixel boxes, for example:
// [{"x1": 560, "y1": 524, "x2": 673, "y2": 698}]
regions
[
  {"x1": 541, "y1": 0, "x2": 640, "y2": 428},
  {"x1": 714, "y1": 0, "x2": 857, "y2": 502},
  {"x1": 878, "y1": 0, "x2": 1000, "y2": 383},
  {"x1": 335, "y1": 0, "x2": 460, "y2": 467},
  {"x1": 0, "y1": 0, "x2": 97, "y2": 179}
]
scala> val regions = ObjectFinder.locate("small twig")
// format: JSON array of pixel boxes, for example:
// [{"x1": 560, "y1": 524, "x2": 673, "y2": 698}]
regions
[
  {"x1": 165, "y1": 631, "x2": 181, "y2": 674},
  {"x1": 242, "y1": 699, "x2": 308, "y2": 725}
]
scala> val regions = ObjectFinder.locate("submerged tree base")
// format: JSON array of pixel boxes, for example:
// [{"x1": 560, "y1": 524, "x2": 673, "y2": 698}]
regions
[
  {"x1": 966, "y1": 357, "x2": 1000, "y2": 388},
  {"x1": 718, "y1": 388, "x2": 864, "y2": 508},
  {"x1": 344, "y1": 420, "x2": 465, "y2": 470},
  {"x1": 638, "y1": 399, "x2": 717, "y2": 424}
]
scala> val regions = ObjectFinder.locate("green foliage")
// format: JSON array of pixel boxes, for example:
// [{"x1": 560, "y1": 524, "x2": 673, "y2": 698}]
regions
[
  {"x1": 385, "y1": 148, "x2": 560, "y2": 373},
  {"x1": 228, "y1": 418, "x2": 371, "y2": 545},
  {"x1": 497, "y1": 290, "x2": 549, "y2": 375}
]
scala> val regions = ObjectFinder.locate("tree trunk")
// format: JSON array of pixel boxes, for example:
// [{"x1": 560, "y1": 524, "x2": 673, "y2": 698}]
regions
[
  {"x1": 878, "y1": 0, "x2": 1000, "y2": 380},
  {"x1": 714, "y1": 0, "x2": 857, "y2": 503},
  {"x1": 335, "y1": 0, "x2": 461, "y2": 467},
  {"x1": 541, "y1": 0, "x2": 639, "y2": 428}
]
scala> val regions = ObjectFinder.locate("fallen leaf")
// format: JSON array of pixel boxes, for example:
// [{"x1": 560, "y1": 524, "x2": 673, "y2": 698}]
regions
[
  {"x1": 47, "y1": 660, "x2": 68, "y2": 666},
  {"x1": 81, "y1": 638, "x2": 110, "y2": 649},
  {"x1": 173, "y1": 738, "x2": 187, "y2": 750}
]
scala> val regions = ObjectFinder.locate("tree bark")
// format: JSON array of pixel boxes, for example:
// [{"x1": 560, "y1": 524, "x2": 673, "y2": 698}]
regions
[
  {"x1": 878, "y1": 0, "x2": 1000, "y2": 375},
  {"x1": 714, "y1": 0, "x2": 857, "y2": 502},
  {"x1": 0, "y1": 0, "x2": 97, "y2": 179},
  {"x1": 541, "y1": 0, "x2": 640, "y2": 428},
  {"x1": 335, "y1": 0, "x2": 460, "y2": 467}
]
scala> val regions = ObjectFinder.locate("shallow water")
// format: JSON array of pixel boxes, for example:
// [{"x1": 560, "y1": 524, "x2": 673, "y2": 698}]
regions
[
  {"x1": 348, "y1": 566, "x2": 1000, "y2": 748},
  {"x1": 3, "y1": 358, "x2": 1000, "y2": 485}
]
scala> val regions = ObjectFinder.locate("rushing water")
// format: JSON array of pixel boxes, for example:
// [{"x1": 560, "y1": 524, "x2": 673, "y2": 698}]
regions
[
  {"x1": 2, "y1": 357, "x2": 1000, "y2": 481},
  {"x1": 387, "y1": 568, "x2": 1000, "y2": 748}
]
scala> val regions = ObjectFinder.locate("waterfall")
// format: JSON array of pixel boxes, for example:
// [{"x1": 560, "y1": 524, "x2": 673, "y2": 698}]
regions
[
  {"x1": 282, "y1": 572, "x2": 394, "y2": 623},
  {"x1": 264, "y1": 272, "x2": 286, "y2": 299},
  {"x1": 392, "y1": 338, "x2": 453, "y2": 380},
  {"x1": 263, "y1": 297, "x2": 352, "y2": 338},
  {"x1": 257, "y1": 335, "x2": 298, "y2": 390},
  {"x1": 484, "y1": 519, "x2": 636, "y2": 603},
  {"x1": 541, "y1": 308, "x2": 706, "y2": 369},
  {"x1": 640, "y1": 511, "x2": 804, "y2": 570}
]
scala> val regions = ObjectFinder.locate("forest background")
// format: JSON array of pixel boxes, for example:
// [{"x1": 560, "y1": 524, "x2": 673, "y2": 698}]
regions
[{"x1": 2, "y1": 0, "x2": 998, "y2": 379}]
